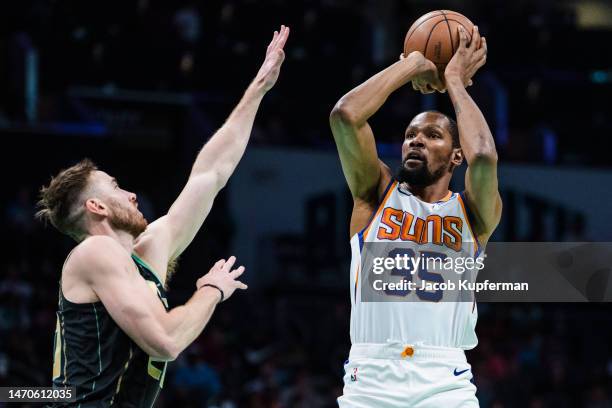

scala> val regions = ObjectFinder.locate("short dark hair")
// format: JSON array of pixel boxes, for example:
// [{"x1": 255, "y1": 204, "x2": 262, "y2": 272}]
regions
[
  {"x1": 36, "y1": 159, "x2": 98, "y2": 240},
  {"x1": 423, "y1": 110, "x2": 460, "y2": 148}
]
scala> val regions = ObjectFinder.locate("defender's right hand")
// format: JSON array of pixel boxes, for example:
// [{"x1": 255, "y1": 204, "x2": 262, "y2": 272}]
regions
[{"x1": 196, "y1": 256, "x2": 247, "y2": 302}]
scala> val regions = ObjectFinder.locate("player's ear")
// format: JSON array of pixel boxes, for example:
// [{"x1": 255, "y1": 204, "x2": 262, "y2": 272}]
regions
[
  {"x1": 85, "y1": 198, "x2": 108, "y2": 216},
  {"x1": 451, "y1": 148, "x2": 463, "y2": 167}
]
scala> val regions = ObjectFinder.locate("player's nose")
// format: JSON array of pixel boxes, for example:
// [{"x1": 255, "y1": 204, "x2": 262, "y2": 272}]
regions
[
  {"x1": 128, "y1": 192, "x2": 138, "y2": 204},
  {"x1": 408, "y1": 133, "x2": 425, "y2": 147}
]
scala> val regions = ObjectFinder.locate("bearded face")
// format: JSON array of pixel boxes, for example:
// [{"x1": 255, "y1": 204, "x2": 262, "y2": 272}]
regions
[
  {"x1": 395, "y1": 150, "x2": 453, "y2": 187},
  {"x1": 107, "y1": 197, "x2": 148, "y2": 238},
  {"x1": 396, "y1": 112, "x2": 461, "y2": 187}
]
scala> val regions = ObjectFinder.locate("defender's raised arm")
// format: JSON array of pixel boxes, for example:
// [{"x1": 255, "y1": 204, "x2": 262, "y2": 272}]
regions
[{"x1": 140, "y1": 26, "x2": 290, "y2": 280}]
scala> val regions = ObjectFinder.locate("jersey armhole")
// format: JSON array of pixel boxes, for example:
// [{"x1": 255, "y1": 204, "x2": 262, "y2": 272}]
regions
[
  {"x1": 458, "y1": 191, "x2": 482, "y2": 257},
  {"x1": 131, "y1": 253, "x2": 165, "y2": 287},
  {"x1": 356, "y1": 179, "x2": 397, "y2": 250}
]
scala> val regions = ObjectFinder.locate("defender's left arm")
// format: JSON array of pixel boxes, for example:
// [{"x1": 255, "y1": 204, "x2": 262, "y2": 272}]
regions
[
  {"x1": 137, "y1": 26, "x2": 289, "y2": 278},
  {"x1": 445, "y1": 26, "x2": 501, "y2": 245}
]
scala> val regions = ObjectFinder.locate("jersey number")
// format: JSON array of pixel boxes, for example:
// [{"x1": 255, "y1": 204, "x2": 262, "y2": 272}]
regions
[{"x1": 384, "y1": 248, "x2": 445, "y2": 302}]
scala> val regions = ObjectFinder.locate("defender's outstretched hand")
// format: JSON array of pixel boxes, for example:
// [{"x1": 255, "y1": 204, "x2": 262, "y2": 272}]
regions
[
  {"x1": 254, "y1": 25, "x2": 290, "y2": 92},
  {"x1": 196, "y1": 256, "x2": 247, "y2": 303},
  {"x1": 444, "y1": 25, "x2": 487, "y2": 88}
]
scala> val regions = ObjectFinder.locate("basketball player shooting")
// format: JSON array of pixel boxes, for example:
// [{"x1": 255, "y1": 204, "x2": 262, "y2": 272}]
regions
[
  {"x1": 331, "y1": 25, "x2": 501, "y2": 407},
  {"x1": 37, "y1": 26, "x2": 289, "y2": 407}
]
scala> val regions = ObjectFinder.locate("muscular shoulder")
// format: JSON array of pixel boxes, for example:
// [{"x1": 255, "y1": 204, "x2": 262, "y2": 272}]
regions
[
  {"x1": 349, "y1": 162, "x2": 394, "y2": 237},
  {"x1": 65, "y1": 236, "x2": 133, "y2": 283}
]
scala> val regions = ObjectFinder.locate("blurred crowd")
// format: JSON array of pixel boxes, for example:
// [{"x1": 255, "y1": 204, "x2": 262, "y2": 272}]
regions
[{"x1": 0, "y1": 0, "x2": 611, "y2": 164}]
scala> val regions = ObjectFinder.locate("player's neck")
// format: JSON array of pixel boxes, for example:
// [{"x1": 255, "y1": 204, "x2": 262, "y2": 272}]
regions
[
  {"x1": 403, "y1": 180, "x2": 451, "y2": 203},
  {"x1": 86, "y1": 222, "x2": 135, "y2": 253}
]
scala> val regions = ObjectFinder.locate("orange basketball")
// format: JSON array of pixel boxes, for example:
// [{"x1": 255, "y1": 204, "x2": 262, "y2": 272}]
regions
[{"x1": 403, "y1": 10, "x2": 475, "y2": 71}]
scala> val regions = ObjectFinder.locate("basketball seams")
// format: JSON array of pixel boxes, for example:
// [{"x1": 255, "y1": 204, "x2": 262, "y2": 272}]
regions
[
  {"x1": 404, "y1": 11, "x2": 445, "y2": 50},
  {"x1": 440, "y1": 11, "x2": 455, "y2": 55},
  {"x1": 423, "y1": 20, "x2": 447, "y2": 59},
  {"x1": 404, "y1": 11, "x2": 474, "y2": 62},
  {"x1": 444, "y1": 18, "x2": 473, "y2": 43},
  {"x1": 406, "y1": 11, "x2": 444, "y2": 38}
]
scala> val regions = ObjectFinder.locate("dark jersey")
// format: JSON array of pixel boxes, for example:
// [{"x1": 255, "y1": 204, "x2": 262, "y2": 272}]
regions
[{"x1": 50, "y1": 254, "x2": 169, "y2": 407}]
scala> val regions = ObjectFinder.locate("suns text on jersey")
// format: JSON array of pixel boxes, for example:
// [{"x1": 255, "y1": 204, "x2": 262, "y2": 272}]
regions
[{"x1": 376, "y1": 208, "x2": 463, "y2": 251}]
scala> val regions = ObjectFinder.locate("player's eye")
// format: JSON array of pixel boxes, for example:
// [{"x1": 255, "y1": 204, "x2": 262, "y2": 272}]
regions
[{"x1": 406, "y1": 132, "x2": 416, "y2": 139}]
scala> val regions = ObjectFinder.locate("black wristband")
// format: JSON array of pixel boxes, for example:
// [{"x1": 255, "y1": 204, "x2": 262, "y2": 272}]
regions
[{"x1": 201, "y1": 284, "x2": 224, "y2": 302}]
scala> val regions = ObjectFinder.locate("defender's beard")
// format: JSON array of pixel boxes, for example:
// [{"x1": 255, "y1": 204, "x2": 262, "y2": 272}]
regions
[
  {"x1": 395, "y1": 158, "x2": 449, "y2": 187},
  {"x1": 108, "y1": 199, "x2": 148, "y2": 238}
]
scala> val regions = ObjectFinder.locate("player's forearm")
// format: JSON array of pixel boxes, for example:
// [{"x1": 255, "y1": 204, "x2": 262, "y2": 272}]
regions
[
  {"x1": 446, "y1": 77, "x2": 497, "y2": 164},
  {"x1": 161, "y1": 287, "x2": 220, "y2": 358},
  {"x1": 332, "y1": 58, "x2": 422, "y2": 126},
  {"x1": 190, "y1": 82, "x2": 266, "y2": 187}
]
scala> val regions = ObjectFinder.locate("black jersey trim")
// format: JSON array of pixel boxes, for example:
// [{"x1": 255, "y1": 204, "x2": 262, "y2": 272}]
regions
[{"x1": 131, "y1": 253, "x2": 165, "y2": 286}]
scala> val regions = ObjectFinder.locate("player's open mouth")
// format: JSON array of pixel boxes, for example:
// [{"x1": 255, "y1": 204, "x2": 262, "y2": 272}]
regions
[{"x1": 405, "y1": 152, "x2": 425, "y2": 164}]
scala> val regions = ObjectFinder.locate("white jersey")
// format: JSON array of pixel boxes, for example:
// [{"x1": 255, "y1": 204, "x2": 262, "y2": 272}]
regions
[{"x1": 349, "y1": 181, "x2": 481, "y2": 349}]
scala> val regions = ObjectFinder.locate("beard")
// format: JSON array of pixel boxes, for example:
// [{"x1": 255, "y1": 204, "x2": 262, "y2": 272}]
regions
[
  {"x1": 108, "y1": 198, "x2": 148, "y2": 238},
  {"x1": 395, "y1": 158, "x2": 450, "y2": 187}
]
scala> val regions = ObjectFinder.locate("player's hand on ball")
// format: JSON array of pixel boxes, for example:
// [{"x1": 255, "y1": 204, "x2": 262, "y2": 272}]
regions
[
  {"x1": 196, "y1": 256, "x2": 247, "y2": 302},
  {"x1": 403, "y1": 51, "x2": 444, "y2": 94},
  {"x1": 254, "y1": 25, "x2": 290, "y2": 93},
  {"x1": 444, "y1": 25, "x2": 487, "y2": 88}
]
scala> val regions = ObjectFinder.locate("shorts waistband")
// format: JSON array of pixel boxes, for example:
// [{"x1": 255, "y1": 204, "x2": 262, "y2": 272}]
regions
[{"x1": 349, "y1": 342, "x2": 467, "y2": 362}]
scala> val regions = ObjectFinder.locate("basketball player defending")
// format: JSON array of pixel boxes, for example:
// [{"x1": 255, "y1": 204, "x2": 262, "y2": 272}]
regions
[
  {"x1": 37, "y1": 26, "x2": 289, "y2": 407},
  {"x1": 331, "y1": 26, "x2": 500, "y2": 407}
]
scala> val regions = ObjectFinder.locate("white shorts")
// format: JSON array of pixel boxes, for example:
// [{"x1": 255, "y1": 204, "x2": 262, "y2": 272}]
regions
[{"x1": 338, "y1": 342, "x2": 479, "y2": 408}]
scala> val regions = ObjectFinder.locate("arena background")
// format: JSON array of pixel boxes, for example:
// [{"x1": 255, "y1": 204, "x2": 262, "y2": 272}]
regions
[{"x1": 1, "y1": 0, "x2": 612, "y2": 407}]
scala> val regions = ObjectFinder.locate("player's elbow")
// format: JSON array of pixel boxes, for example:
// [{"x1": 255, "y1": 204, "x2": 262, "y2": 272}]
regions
[
  {"x1": 213, "y1": 167, "x2": 231, "y2": 191},
  {"x1": 470, "y1": 151, "x2": 498, "y2": 167},
  {"x1": 143, "y1": 330, "x2": 181, "y2": 361},
  {"x1": 153, "y1": 337, "x2": 181, "y2": 361},
  {"x1": 330, "y1": 100, "x2": 359, "y2": 126},
  {"x1": 190, "y1": 169, "x2": 227, "y2": 194}
]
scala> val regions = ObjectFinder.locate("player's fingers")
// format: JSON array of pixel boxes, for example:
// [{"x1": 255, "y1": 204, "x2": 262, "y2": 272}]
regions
[
  {"x1": 470, "y1": 26, "x2": 480, "y2": 50},
  {"x1": 422, "y1": 84, "x2": 435, "y2": 94},
  {"x1": 276, "y1": 25, "x2": 290, "y2": 50},
  {"x1": 427, "y1": 74, "x2": 442, "y2": 92},
  {"x1": 214, "y1": 259, "x2": 226, "y2": 269},
  {"x1": 235, "y1": 281, "x2": 248, "y2": 290},
  {"x1": 230, "y1": 266, "x2": 245, "y2": 279},
  {"x1": 268, "y1": 30, "x2": 279, "y2": 51},
  {"x1": 458, "y1": 26, "x2": 468, "y2": 48},
  {"x1": 474, "y1": 46, "x2": 486, "y2": 61},
  {"x1": 222, "y1": 256, "x2": 237, "y2": 272},
  {"x1": 268, "y1": 31, "x2": 277, "y2": 48},
  {"x1": 272, "y1": 25, "x2": 287, "y2": 51},
  {"x1": 481, "y1": 37, "x2": 487, "y2": 54},
  {"x1": 411, "y1": 81, "x2": 418, "y2": 91},
  {"x1": 475, "y1": 54, "x2": 487, "y2": 69}
]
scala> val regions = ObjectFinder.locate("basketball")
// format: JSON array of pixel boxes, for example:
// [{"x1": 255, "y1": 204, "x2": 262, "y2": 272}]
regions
[{"x1": 403, "y1": 10, "x2": 475, "y2": 70}]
